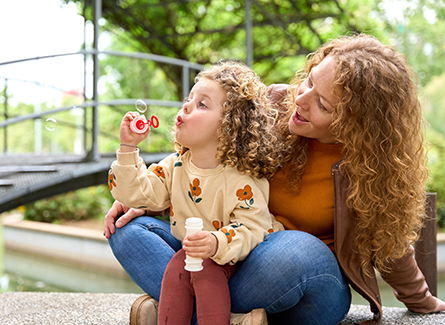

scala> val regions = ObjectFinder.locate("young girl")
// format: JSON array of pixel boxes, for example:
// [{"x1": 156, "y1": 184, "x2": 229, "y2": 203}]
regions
[{"x1": 109, "y1": 60, "x2": 282, "y2": 325}]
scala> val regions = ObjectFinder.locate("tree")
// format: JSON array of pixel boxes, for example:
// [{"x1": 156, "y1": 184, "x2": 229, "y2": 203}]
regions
[
  {"x1": 373, "y1": 0, "x2": 445, "y2": 86},
  {"x1": 65, "y1": 0, "x2": 384, "y2": 96}
]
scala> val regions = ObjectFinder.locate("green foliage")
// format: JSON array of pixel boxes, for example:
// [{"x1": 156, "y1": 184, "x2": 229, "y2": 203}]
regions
[
  {"x1": 23, "y1": 185, "x2": 114, "y2": 224},
  {"x1": 373, "y1": 0, "x2": 445, "y2": 86},
  {"x1": 423, "y1": 73, "x2": 445, "y2": 135},
  {"x1": 423, "y1": 72, "x2": 445, "y2": 229},
  {"x1": 64, "y1": 0, "x2": 384, "y2": 95},
  {"x1": 0, "y1": 89, "x2": 86, "y2": 155},
  {"x1": 426, "y1": 128, "x2": 445, "y2": 229}
]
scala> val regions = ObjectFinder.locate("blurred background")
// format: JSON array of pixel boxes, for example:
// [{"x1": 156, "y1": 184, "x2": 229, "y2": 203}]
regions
[{"x1": 0, "y1": 0, "x2": 444, "y2": 306}]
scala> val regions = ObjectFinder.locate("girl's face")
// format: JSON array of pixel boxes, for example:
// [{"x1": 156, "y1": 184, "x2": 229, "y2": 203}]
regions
[
  {"x1": 289, "y1": 56, "x2": 338, "y2": 144},
  {"x1": 175, "y1": 78, "x2": 226, "y2": 152}
]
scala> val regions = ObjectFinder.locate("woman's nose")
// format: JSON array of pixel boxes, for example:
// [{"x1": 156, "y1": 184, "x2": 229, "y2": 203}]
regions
[{"x1": 296, "y1": 88, "x2": 312, "y2": 111}]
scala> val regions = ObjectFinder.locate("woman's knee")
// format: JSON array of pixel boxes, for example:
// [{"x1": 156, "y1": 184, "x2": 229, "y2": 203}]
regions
[
  {"x1": 229, "y1": 230, "x2": 344, "y2": 313},
  {"x1": 247, "y1": 231, "x2": 338, "y2": 276}
]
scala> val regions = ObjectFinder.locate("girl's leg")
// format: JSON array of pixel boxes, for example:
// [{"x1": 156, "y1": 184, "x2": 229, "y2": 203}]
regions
[
  {"x1": 158, "y1": 249, "x2": 238, "y2": 325},
  {"x1": 229, "y1": 230, "x2": 351, "y2": 325},
  {"x1": 158, "y1": 250, "x2": 194, "y2": 325},
  {"x1": 108, "y1": 216, "x2": 182, "y2": 301},
  {"x1": 192, "y1": 259, "x2": 238, "y2": 325}
]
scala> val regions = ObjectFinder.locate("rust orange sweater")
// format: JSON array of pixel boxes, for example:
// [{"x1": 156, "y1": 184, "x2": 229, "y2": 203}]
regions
[{"x1": 269, "y1": 139, "x2": 343, "y2": 251}]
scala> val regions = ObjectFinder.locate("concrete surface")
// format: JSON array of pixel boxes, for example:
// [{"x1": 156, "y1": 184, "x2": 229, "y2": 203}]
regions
[{"x1": 1, "y1": 292, "x2": 444, "y2": 324}]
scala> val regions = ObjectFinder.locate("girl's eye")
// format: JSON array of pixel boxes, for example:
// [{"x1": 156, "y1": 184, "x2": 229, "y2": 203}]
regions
[{"x1": 198, "y1": 101, "x2": 207, "y2": 108}]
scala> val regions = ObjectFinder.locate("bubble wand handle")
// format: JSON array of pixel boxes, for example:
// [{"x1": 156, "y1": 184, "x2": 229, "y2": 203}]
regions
[{"x1": 129, "y1": 115, "x2": 160, "y2": 134}]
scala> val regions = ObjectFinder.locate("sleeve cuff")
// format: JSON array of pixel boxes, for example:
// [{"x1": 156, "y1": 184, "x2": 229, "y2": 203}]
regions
[
  {"x1": 210, "y1": 230, "x2": 230, "y2": 263},
  {"x1": 116, "y1": 149, "x2": 140, "y2": 165}
]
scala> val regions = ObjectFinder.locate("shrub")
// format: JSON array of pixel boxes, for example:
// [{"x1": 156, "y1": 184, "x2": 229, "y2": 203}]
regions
[{"x1": 23, "y1": 185, "x2": 114, "y2": 224}]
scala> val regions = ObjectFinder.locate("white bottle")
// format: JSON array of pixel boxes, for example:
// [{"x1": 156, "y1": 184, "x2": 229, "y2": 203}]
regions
[{"x1": 184, "y1": 217, "x2": 204, "y2": 272}]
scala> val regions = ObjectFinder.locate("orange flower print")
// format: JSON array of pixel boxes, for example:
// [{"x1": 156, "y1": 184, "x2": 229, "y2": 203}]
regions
[
  {"x1": 108, "y1": 170, "x2": 117, "y2": 191},
  {"x1": 148, "y1": 165, "x2": 165, "y2": 179},
  {"x1": 236, "y1": 185, "x2": 254, "y2": 209},
  {"x1": 188, "y1": 178, "x2": 202, "y2": 203},
  {"x1": 236, "y1": 185, "x2": 253, "y2": 201},
  {"x1": 268, "y1": 228, "x2": 274, "y2": 234},
  {"x1": 213, "y1": 220, "x2": 223, "y2": 230},
  {"x1": 170, "y1": 203, "x2": 174, "y2": 217},
  {"x1": 220, "y1": 228, "x2": 236, "y2": 243}
]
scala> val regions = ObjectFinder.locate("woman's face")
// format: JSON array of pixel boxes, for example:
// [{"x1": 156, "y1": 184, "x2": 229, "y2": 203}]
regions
[{"x1": 289, "y1": 56, "x2": 338, "y2": 144}]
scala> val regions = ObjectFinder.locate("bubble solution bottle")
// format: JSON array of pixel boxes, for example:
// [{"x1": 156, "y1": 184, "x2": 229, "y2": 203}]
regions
[{"x1": 184, "y1": 218, "x2": 204, "y2": 272}]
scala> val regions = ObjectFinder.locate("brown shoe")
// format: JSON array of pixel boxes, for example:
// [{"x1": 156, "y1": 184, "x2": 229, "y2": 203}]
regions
[
  {"x1": 130, "y1": 294, "x2": 158, "y2": 325},
  {"x1": 230, "y1": 308, "x2": 268, "y2": 325}
]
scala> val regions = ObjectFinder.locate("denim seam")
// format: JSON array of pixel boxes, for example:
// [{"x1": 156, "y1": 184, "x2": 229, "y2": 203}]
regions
[
  {"x1": 265, "y1": 273, "x2": 349, "y2": 311},
  {"x1": 143, "y1": 224, "x2": 179, "y2": 254}
]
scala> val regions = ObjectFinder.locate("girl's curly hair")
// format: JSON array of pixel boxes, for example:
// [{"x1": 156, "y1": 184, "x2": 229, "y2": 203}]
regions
[
  {"x1": 175, "y1": 60, "x2": 280, "y2": 179},
  {"x1": 275, "y1": 34, "x2": 428, "y2": 275}
]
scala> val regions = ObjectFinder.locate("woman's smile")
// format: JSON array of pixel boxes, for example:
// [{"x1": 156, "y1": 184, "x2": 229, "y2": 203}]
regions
[{"x1": 292, "y1": 107, "x2": 309, "y2": 124}]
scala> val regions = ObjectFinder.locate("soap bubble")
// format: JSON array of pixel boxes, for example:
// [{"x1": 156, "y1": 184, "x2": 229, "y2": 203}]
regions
[
  {"x1": 135, "y1": 99, "x2": 147, "y2": 113},
  {"x1": 45, "y1": 118, "x2": 57, "y2": 131}
]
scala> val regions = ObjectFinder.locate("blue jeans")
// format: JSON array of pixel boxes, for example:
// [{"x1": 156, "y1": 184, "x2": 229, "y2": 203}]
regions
[{"x1": 108, "y1": 216, "x2": 351, "y2": 325}]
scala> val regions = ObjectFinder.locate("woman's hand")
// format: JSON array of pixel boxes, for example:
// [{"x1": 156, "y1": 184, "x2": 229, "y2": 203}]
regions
[
  {"x1": 103, "y1": 200, "x2": 145, "y2": 239},
  {"x1": 119, "y1": 112, "x2": 150, "y2": 152},
  {"x1": 183, "y1": 231, "x2": 218, "y2": 259}
]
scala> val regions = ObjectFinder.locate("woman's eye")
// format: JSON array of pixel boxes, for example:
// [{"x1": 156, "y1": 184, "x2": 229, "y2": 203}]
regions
[{"x1": 318, "y1": 99, "x2": 327, "y2": 111}]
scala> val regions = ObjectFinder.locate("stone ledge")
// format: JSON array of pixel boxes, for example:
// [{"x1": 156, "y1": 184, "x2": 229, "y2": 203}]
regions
[{"x1": 1, "y1": 292, "x2": 444, "y2": 325}]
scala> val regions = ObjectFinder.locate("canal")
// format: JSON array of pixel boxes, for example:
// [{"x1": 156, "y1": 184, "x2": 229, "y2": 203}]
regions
[{"x1": 1, "y1": 223, "x2": 444, "y2": 307}]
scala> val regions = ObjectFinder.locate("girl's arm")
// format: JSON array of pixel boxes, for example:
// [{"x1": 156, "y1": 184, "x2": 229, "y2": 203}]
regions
[{"x1": 109, "y1": 152, "x2": 177, "y2": 213}]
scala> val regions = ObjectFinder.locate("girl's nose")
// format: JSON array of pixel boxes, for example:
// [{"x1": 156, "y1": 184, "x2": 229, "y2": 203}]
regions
[{"x1": 183, "y1": 102, "x2": 190, "y2": 113}]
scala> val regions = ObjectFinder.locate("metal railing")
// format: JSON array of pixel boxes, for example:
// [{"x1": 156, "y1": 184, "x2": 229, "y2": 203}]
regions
[
  {"x1": 0, "y1": 50, "x2": 203, "y2": 163},
  {"x1": 0, "y1": 0, "x2": 204, "y2": 162}
]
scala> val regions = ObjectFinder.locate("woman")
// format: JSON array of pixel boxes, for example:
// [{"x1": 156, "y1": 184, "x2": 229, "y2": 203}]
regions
[{"x1": 104, "y1": 34, "x2": 445, "y2": 324}]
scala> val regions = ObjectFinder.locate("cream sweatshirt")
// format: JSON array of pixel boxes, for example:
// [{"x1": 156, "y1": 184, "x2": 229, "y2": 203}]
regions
[{"x1": 109, "y1": 150, "x2": 281, "y2": 265}]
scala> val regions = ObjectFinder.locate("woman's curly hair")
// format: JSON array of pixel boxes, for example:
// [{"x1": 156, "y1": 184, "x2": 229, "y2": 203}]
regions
[
  {"x1": 275, "y1": 34, "x2": 429, "y2": 275},
  {"x1": 174, "y1": 60, "x2": 280, "y2": 179}
]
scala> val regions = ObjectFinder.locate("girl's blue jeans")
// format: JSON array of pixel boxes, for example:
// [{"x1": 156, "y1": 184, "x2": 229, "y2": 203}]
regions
[{"x1": 108, "y1": 216, "x2": 351, "y2": 325}]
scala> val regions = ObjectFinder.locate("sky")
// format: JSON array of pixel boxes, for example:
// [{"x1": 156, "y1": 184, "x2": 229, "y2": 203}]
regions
[{"x1": 0, "y1": 0, "x2": 86, "y2": 106}]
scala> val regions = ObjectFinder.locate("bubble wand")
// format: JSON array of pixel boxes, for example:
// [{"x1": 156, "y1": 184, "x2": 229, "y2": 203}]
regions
[{"x1": 129, "y1": 99, "x2": 160, "y2": 134}]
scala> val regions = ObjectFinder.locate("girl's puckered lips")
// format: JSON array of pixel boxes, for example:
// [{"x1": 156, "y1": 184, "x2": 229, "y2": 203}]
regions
[{"x1": 176, "y1": 115, "x2": 184, "y2": 126}]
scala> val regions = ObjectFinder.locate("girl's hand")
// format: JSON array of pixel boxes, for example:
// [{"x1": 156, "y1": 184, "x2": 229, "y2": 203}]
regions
[
  {"x1": 120, "y1": 112, "x2": 150, "y2": 151},
  {"x1": 183, "y1": 231, "x2": 218, "y2": 259}
]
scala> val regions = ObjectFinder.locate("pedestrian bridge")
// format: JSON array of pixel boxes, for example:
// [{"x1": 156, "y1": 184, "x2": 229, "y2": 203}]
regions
[
  {"x1": 0, "y1": 47, "x2": 202, "y2": 214},
  {"x1": 0, "y1": 152, "x2": 170, "y2": 214}
]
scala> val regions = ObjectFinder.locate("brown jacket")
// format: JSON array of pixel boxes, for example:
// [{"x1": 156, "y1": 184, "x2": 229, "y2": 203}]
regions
[{"x1": 268, "y1": 84, "x2": 438, "y2": 324}]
